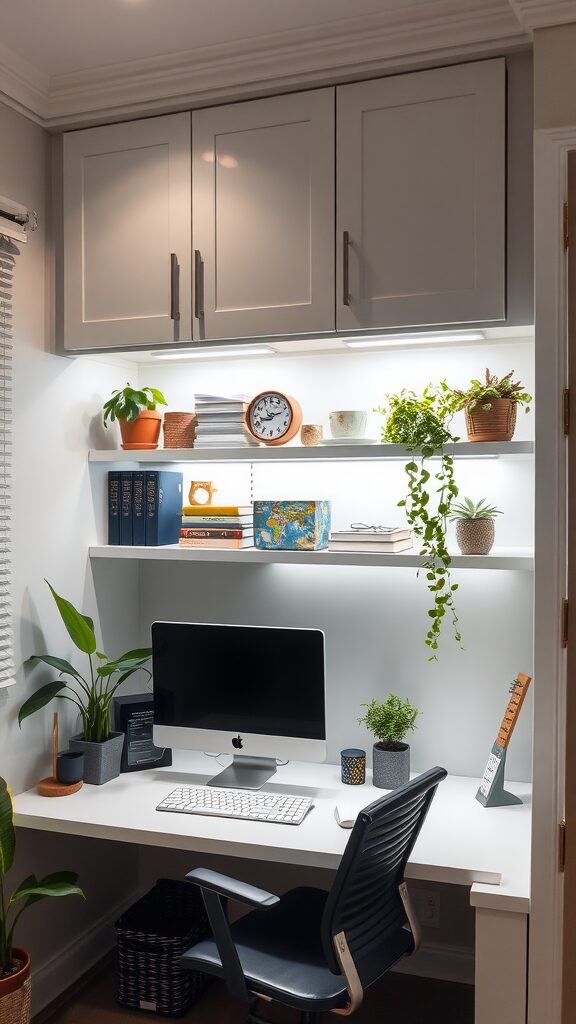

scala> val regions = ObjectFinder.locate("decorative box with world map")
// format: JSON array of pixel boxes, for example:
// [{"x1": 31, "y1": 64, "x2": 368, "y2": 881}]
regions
[{"x1": 253, "y1": 501, "x2": 331, "y2": 550}]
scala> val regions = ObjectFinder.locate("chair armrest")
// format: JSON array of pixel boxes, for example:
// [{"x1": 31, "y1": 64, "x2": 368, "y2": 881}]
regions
[{"x1": 186, "y1": 868, "x2": 280, "y2": 909}]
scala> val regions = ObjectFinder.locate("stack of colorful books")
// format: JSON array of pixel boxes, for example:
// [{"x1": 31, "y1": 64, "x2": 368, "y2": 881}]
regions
[
  {"x1": 180, "y1": 505, "x2": 254, "y2": 549},
  {"x1": 329, "y1": 526, "x2": 413, "y2": 553},
  {"x1": 194, "y1": 393, "x2": 261, "y2": 449}
]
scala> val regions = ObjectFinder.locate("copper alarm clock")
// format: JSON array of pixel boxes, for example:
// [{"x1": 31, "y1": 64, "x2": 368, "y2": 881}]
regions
[{"x1": 246, "y1": 391, "x2": 303, "y2": 446}]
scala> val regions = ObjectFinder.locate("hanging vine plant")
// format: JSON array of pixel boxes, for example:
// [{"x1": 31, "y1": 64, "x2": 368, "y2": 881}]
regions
[{"x1": 378, "y1": 387, "x2": 461, "y2": 658}]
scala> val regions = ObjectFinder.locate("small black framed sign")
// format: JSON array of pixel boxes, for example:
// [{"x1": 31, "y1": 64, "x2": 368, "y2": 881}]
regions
[{"x1": 113, "y1": 694, "x2": 172, "y2": 773}]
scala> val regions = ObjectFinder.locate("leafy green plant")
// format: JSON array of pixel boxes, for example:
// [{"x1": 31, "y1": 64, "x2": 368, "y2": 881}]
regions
[
  {"x1": 378, "y1": 388, "x2": 461, "y2": 657},
  {"x1": 0, "y1": 776, "x2": 84, "y2": 977},
  {"x1": 358, "y1": 696, "x2": 420, "y2": 751},
  {"x1": 19, "y1": 582, "x2": 152, "y2": 743},
  {"x1": 441, "y1": 369, "x2": 532, "y2": 414},
  {"x1": 103, "y1": 383, "x2": 167, "y2": 426},
  {"x1": 449, "y1": 497, "x2": 503, "y2": 521}
]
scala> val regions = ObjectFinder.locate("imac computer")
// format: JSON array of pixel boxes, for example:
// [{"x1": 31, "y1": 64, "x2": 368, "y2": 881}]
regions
[{"x1": 152, "y1": 621, "x2": 326, "y2": 789}]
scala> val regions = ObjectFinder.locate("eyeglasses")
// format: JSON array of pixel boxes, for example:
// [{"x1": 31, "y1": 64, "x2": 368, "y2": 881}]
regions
[{"x1": 349, "y1": 523, "x2": 402, "y2": 533}]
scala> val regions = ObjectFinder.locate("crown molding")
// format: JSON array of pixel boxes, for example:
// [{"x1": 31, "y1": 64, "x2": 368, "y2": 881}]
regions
[
  {"x1": 0, "y1": 1, "x2": 532, "y2": 129},
  {"x1": 509, "y1": 0, "x2": 576, "y2": 30}
]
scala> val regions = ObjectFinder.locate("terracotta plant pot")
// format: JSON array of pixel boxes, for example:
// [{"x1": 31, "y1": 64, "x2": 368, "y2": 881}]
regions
[
  {"x1": 456, "y1": 518, "x2": 495, "y2": 555},
  {"x1": 465, "y1": 399, "x2": 517, "y2": 442},
  {"x1": 0, "y1": 949, "x2": 31, "y2": 1024},
  {"x1": 119, "y1": 410, "x2": 162, "y2": 450}
]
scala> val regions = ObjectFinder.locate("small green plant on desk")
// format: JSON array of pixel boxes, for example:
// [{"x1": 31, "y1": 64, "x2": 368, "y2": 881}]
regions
[
  {"x1": 358, "y1": 696, "x2": 421, "y2": 790},
  {"x1": 0, "y1": 775, "x2": 84, "y2": 987},
  {"x1": 378, "y1": 387, "x2": 460, "y2": 658},
  {"x1": 19, "y1": 581, "x2": 152, "y2": 743}
]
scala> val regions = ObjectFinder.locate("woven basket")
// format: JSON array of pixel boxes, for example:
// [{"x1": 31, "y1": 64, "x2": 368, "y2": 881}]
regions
[
  {"x1": 163, "y1": 413, "x2": 197, "y2": 449},
  {"x1": 456, "y1": 518, "x2": 495, "y2": 555},
  {"x1": 0, "y1": 951, "x2": 31, "y2": 1024},
  {"x1": 465, "y1": 399, "x2": 517, "y2": 442},
  {"x1": 115, "y1": 879, "x2": 212, "y2": 1017}
]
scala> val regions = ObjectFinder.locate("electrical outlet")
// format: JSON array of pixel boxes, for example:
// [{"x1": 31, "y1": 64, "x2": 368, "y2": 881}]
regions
[{"x1": 410, "y1": 888, "x2": 441, "y2": 928}]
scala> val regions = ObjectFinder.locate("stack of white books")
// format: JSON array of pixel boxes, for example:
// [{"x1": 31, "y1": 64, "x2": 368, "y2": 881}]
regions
[
  {"x1": 329, "y1": 527, "x2": 413, "y2": 552},
  {"x1": 194, "y1": 393, "x2": 261, "y2": 449}
]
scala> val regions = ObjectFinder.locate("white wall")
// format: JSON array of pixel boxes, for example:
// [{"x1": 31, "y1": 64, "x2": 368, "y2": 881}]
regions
[{"x1": 0, "y1": 99, "x2": 142, "y2": 1013}]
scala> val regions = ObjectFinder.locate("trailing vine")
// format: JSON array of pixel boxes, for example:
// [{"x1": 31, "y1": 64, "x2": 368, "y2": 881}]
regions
[{"x1": 378, "y1": 388, "x2": 461, "y2": 658}]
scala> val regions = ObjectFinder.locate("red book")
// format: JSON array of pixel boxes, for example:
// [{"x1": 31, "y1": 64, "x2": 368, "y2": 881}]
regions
[{"x1": 179, "y1": 527, "x2": 249, "y2": 540}]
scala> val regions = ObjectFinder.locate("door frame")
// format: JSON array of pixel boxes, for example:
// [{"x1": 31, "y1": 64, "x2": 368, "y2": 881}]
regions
[{"x1": 530, "y1": 126, "x2": 575, "y2": 1024}]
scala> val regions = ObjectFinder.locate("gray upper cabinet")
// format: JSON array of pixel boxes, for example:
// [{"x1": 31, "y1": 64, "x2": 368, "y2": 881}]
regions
[
  {"x1": 192, "y1": 89, "x2": 335, "y2": 341},
  {"x1": 336, "y1": 59, "x2": 506, "y2": 332},
  {"x1": 63, "y1": 113, "x2": 191, "y2": 350}
]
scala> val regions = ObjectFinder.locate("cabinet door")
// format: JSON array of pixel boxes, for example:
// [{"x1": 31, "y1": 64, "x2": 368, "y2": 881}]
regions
[
  {"x1": 63, "y1": 114, "x2": 191, "y2": 350},
  {"x1": 337, "y1": 59, "x2": 505, "y2": 331},
  {"x1": 192, "y1": 89, "x2": 335, "y2": 341}
]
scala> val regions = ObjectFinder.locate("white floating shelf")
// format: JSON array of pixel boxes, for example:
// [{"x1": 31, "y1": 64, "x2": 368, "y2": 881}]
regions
[
  {"x1": 88, "y1": 441, "x2": 534, "y2": 464},
  {"x1": 89, "y1": 545, "x2": 534, "y2": 571}
]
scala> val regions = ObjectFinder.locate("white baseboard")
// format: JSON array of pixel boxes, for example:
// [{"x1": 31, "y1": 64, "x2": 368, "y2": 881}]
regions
[
  {"x1": 30, "y1": 887, "x2": 143, "y2": 1015},
  {"x1": 392, "y1": 941, "x2": 475, "y2": 986}
]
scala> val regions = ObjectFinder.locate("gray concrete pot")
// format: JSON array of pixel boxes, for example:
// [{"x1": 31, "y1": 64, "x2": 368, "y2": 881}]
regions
[
  {"x1": 69, "y1": 731, "x2": 124, "y2": 785},
  {"x1": 372, "y1": 742, "x2": 410, "y2": 790}
]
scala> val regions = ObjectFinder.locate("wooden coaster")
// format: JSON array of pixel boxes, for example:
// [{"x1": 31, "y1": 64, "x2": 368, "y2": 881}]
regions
[{"x1": 37, "y1": 777, "x2": 83, "y2": 797}]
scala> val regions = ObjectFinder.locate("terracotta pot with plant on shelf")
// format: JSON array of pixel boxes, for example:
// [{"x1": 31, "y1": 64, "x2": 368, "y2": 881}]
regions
[
  {"x1": 19, "y1": 581, "x2": 152, "y2": 786},
  {"x1": 102, "y1": 384, "x2": 168, "y2": 450},
  {"x1": 449, "y1": 497, "x2": 503, "y2": 555},
  {"x1": 0, "y1": 776, "x2": 84, "y2": 1024},
  {"x1": 442, "y1": 369, "x2": 532, "y2": 442}
]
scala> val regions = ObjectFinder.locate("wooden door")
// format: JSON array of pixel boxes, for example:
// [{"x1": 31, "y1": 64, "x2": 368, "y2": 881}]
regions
[
  {"x1": 336, "y1": 59, "x2": 506, "y2": 331},
  {"x1": 192, "y1": 88, "x2": 335, "y2": 341},
  {"x1": 63, "y1": 113, "x2": 191, "y2": 350}
]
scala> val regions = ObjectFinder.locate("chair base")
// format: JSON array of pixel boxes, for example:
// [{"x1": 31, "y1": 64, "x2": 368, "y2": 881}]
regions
[{"x1": 249, "y1": 1006, "x2": 324, "y2": 1024}]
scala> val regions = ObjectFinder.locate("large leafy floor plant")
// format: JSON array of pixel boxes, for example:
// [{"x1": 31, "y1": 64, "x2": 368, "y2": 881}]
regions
[
  {"x1": 0, "y1": 776, "x2": 84, "y2": 978},
  {"x1": 19, "y1": 582, "x2": 152, "y2": 742},
  {"x1": 379, "y1": 387, "x2": 461, "y2": 658}
]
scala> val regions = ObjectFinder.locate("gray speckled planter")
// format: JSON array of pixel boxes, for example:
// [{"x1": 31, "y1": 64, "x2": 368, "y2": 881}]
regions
[
  {"x1": 69, "y1": 732, "x2": 124, "y2": 785},
  {"x1": 372, "y1": 742, "x2": 410, "y2": 790}
]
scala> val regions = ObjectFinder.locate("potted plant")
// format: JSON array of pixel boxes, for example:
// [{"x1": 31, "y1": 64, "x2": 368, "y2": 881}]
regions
[
  {"x1": 0, "y1": 776, "x2": 84, "y2": 1024},
  {"x1": 449, "y1": 497, "x2": 503, "y2": 555},
  {"x1": 442, "y1": 369, "x2": 532, "y2": 442},
  {"x1": 358, "y1": 696, "x2": 420, "y2": 790},
  {"x1": 103, "y1": 384, "x2": 168, "y2": 450},
  {"x1": 378, "y1": 387, "x2": 461, "y2": 658},
  {"x1": 19, "y1": 582, "x2": 152, "y2": 786}
]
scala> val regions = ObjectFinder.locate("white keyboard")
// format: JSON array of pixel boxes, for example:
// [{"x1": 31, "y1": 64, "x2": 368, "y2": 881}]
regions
[{"x1": 156, "y1": 785, "x2": 313, "y2": 825}]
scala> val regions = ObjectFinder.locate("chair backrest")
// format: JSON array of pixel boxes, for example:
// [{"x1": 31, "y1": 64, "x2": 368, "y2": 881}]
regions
[{"x1": 321, "y1": 766, "x2": 447, "y2": 988}]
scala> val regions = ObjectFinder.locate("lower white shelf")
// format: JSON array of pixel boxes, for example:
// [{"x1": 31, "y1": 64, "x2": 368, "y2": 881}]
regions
[{"x1": 88, "y1": 545, "x2": 534, "y2": 570}]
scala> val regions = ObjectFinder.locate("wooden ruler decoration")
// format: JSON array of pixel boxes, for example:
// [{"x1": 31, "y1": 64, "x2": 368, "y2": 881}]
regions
[{"x1": 476, "y1": 672, "x2": 532, "y2": 808}]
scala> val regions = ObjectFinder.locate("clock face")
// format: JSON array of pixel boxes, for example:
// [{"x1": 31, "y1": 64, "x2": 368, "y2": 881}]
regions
[{"x1": 249, "y1": 393, "x2": 293, "y2": 442}]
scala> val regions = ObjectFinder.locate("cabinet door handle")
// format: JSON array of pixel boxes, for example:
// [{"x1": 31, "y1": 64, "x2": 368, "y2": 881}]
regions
[
  {"x1": 194, "y1": 250, "x2": 204, "y2": 320},
  {"x1": 343, "y1": 231, "x2": 350, "y2": 307},
  {"x1": 170, "y1": 253, "x2": 180, "y2": 321}
]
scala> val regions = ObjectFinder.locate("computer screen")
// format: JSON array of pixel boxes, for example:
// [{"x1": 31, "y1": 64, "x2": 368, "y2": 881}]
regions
[{"x1": 152, "y1": 622, "x2": 327, "y2": 780}]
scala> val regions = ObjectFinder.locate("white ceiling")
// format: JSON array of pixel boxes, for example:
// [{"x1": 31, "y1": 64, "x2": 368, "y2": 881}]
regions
[{"x1": 0, "y1": 0, "x2": 573, "y2": 127}]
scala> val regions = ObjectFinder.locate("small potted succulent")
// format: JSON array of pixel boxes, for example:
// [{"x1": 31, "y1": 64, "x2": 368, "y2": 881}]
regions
[
  {"x1": 358, "y1": 695, "x2": 420, "y2": 790},
  {"x1": 442, "y1": 369, "x2": 532, "y2": 442},
  {"x1": 103, "y1": 384, "x2": 167, "y2": 450},
  {"x1": 0, "y1": 776, "x2": 84, "y2": 1024},
  {"x1": 19, "y1": 582, "x2": 152, "y2": 785},
  {"x1": 449, "y1": 497, "x2": 503, "y2": 555}
]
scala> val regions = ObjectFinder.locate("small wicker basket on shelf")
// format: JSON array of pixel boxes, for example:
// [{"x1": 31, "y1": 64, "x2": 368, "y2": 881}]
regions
[{"x1": 162, "y1": 412, "x2": 197, "y2": 449}]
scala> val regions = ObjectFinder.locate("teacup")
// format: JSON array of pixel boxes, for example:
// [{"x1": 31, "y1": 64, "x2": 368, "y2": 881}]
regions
[{"x1": 329, "y1": 410, "x2": 367, "y2": 439}]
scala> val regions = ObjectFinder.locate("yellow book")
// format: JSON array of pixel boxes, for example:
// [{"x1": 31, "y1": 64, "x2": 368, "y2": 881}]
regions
[{"x1": 181, "y1": 505, "x2": 253, "y2": 516}]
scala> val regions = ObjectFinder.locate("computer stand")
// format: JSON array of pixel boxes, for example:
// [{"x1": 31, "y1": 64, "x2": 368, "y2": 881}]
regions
[{"x1": 207, "y1": 755, "x2": 278, "y2": 790}]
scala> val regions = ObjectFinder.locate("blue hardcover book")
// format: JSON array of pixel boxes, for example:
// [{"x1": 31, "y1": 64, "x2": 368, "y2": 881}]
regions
[
  {"x1": 132, "y1": 470, "x2": 146, "y2": 546},
  {"x1": 120, "y1": 471, "x2": 134, "y2": 545},
  {"x1": 108, "y1": 471, "x2": 120, "y2": 545},
  {"x1": 145, "y1": 471, "x2": 183, "y2": 546}
]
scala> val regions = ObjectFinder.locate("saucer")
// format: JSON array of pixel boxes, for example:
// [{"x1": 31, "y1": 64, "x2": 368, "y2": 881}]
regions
[{"x1": 320, "y1": 437, "x2": 378, "y2": 446}]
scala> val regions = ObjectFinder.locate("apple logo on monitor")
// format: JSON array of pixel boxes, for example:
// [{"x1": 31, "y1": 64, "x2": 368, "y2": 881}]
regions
[{"x1": 232, "y1": 735, "x2": 243, "y2": 749}]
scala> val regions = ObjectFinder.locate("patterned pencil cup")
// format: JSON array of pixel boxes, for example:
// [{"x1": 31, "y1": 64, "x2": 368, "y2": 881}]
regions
[
  {"x1": 253, "y1": 500, "x2": 331, "y2": 550},
  {"x1": 341, "y1": 748, "x2": 366, "y2": 785}
]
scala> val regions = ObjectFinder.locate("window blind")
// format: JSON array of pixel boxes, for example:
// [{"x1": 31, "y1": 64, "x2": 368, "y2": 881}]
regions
[{"x1": 0, "y1": 234, "x2": 15, "y2": 686}]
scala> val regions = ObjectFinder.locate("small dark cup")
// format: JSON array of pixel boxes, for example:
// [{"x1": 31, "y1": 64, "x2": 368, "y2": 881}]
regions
[
  {"x1": 56, "y1": 751, "x2": 84, "y2": 785},
  {"x1": 341, "y1": 748, "x2": 366, "y2": 785}
]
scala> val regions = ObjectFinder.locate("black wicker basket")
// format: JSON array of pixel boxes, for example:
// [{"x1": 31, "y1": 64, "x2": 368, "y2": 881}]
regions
[{"x1": 115, "y1": 878, "x2": 212, "y2": 1017}]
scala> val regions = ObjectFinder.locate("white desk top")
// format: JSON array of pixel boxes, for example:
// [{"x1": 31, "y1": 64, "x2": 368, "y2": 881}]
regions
[{"x1": 14, "y1": 753, "x2": 531, "y2": 913}]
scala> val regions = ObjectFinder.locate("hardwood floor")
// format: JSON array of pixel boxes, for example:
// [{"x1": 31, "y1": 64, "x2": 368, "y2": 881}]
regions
[{"x1": 39, "y1": 962, "x2": 474, "y2": 1024}]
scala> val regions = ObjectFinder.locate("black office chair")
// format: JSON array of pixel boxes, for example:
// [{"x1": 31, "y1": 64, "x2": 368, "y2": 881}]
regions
[{"x1": 180, "y1": 766, "x2": 447, "y2": 1023}]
